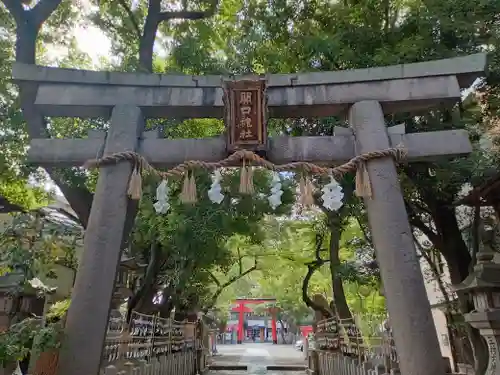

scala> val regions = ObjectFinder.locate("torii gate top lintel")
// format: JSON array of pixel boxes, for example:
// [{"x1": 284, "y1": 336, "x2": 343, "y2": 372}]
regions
[
  {"x1": 12, "y1": 53, "x2": 486, "y2": 119},
  {"x1": 12, "y1": 53, "x2": 485, "y2": 89}
]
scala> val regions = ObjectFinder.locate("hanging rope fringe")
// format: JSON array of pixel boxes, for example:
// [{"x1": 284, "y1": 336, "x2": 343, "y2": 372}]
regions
[
  {"x1": 239, "y1": 160, "x2": 248, "y2": 194},
  {"x1": 84, "y1": 147, "x2": 407, "y2": 198},
  {"x1": 127, "y1": 163, "x2": 143, "y2": 200},
  {"x1": 180, "y1": 172, "x2": 198, "y2": 204},
  {"x1": 355, "y1": 162, "x2": 373, "y2": 198},
  {"x1": 244, "y1": 166, "x2": 254, "y2": 194},
  {"x1": 189, "y1": 173, "x2": 198, "y2": 203},
  {"x1": 180, "y1": 173, "x2": 190, "y2": 203},
  {"x1": 239, "y1": 161, "x2": 255, "y2": 194},
  {"x1": 299, "y1": 176, "x2": 306, "y2": 203},
  {"x1": 299, "y1": 176, "x2": 315, "y2": 208}
]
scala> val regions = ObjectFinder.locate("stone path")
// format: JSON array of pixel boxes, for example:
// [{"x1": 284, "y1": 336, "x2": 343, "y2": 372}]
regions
[
  {"x1": 206, "y1": 371, "x2": 299, "y2": 375},
  {"x1": 207, "y1": 343, "x2": 306, "y2": 375}
]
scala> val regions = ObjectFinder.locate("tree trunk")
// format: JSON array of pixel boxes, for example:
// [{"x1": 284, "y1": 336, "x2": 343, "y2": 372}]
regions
[
  {"x1": 328, "y1": 215, "x2": 353, "y2": 320},
  {"x1": 139, "y1": 0, "x2": 162, "y2": 72},
  {"x1": 126, "y1": 242, "x2": 162, "y2": 321},
  {"x1": 430, "y1": 202, "x2": 488, "y2": 375},
  {"x1": 419, "y1": 245, "x2": 460, "y2": 372},
  {"x1": 278, "y1": 319, "x2": 287, "y2": 344},
  {"x1": 434, "y1": 205, "x2": 471, "y2": 283},
  {"x1": 15, "y1": 19, "x2": 38, "y2": 64},
  {"x1": 302, "y1": 263, "x2": 332, "y2": 318},
  {"x1": 7, "y1": 1, "x2": 98, "y2": 228}
]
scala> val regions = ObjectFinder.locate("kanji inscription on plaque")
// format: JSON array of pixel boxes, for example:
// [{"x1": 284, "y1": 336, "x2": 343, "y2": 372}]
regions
[{"x1": 223, "y1": 79, "x2": 267, "y2": 152}]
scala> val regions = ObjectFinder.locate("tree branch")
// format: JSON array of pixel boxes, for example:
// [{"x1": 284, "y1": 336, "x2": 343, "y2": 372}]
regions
[
  {"x1": 405, "y1": 200, "x2": 442, "y2": 247},
  {"x1": 301, "y1": 233, "x2": 331, "y2": 317},
  {"x1": 314, "y1": 232, "x2": 323, "y2": 261},
  {"x1": 10, "y1": 0, "x2": 97, "y2": 230},
  {"x1": 138, "y1": 0, "x2": 218, "y2": 71},
  {"x1": 50, "y1": 178, "x2": 93, "y2": 228},
  {"x1": 116, "y1": 0, "x2": 142, "y2": 38},
  {"x1": 412, "y1": 199, "x2": 433, "y2": 216},
  {"x1": 159, "y1": 0, "x2": 218, "y2": 21},
  {"x1": 353, "y1": 212, "x2": 372, "y2": 245},
  {"x1": 205, "y1": 258, "x2": 258, "y2": 311},
  {"x1": 237, "y1": 247, "x2": 243, "y2": 275},
  {"x1": 31, "y1": 0, "x2": 63, "y2": 27},
  {"x1": 158, "y1": 10, "x2": 212, "y2": 21},
  {"x1": 220, "y1": 258, "x2": 257, "y2": 290},
  {"x1": 302, "y1": 262, "x2": 330, "y2": 317},
  {"x1": 207, "y1": 271, "x2": 221, "y2": 287},
  {"x1": 2, "y1": 0, "x2": 24, "y2": 23},
  {"x1": 313, "y1": 191, "x2": 330, "y2": 215},
  {"x1": 127, "y1": 241, "x2": 161, "y2": 322}
]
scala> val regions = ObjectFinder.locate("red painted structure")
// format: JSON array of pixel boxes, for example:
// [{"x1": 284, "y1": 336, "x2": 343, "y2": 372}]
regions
[
  {"x1": 231, "y1": 298, "x2": 278, "y2": 344},
  {"x1": 300, "y1": 325, "x2": 313, "y2": 337}
]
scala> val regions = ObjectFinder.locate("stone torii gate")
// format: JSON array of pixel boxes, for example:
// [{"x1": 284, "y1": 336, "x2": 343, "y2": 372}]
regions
[{"x1": 13, "y1": 53, "x2": 486, "y2": 375}]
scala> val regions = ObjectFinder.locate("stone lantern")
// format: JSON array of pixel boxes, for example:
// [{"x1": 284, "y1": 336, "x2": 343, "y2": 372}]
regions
[{"x1": 454, "y1": 230, "x2": 500, "y2": 375}]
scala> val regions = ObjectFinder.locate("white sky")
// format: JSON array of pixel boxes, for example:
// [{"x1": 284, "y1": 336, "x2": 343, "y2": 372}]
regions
[
  {"x1": 40, "y1": 7, "x2": 111, "y2": 198},
  {"x1": 56, "y1": 0, "x2": 112, "y2": 64},
  {"x1": 74, "y1": 25, "x2": 111, "y2": 63}
]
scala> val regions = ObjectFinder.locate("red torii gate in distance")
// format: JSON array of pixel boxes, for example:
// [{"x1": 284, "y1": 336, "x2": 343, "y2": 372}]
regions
[{"x1": 231, "y1": 297, "x2": 278, "y2": 344}]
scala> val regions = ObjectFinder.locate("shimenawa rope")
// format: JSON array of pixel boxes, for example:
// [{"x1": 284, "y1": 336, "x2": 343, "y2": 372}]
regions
[{"x1": 83, "y1": 147, "x2": 407, "y2": 202}]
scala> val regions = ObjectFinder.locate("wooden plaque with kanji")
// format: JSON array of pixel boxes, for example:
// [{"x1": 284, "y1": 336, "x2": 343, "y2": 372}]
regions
[{"x1": 223, "y1": 79, "x2": 267, "y2": 152}]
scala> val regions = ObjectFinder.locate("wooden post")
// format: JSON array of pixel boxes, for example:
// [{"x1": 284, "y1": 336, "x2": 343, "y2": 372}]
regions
[
  {"x1": 348, "y1": 100, "x2": 444, "y2": 375},
  {"x1": 57, "y1": 105, "x2": 144, "y2": 375}
]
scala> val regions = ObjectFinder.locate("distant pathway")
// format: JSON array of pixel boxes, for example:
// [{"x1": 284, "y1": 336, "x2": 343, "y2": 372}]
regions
[{"x1": 208, "y1": 343, "x2": 306, "y2": 375}]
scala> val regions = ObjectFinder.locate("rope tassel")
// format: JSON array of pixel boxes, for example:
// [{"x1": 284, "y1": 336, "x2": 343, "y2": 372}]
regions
[
  {"x1": 299, "y1": 176, "x2": 315, "y2": 208},
  {"x1": 355, "y1": 162, "x2": 372, "y2": 198},
  {"x1": 180, "y1": 172, "x2": 198, "y2": 204},
  {"x1": 245, "y1": 166, "x2": 255, "y2": 194},
  {"x1": 239, "y1": 162, "x2": 247, "y2": 194},
  {"x1": 127, "y1": 164, "x2": 142, "y2": 200},
  {"x1": 189, "y1": 173, "x2": 198, "y2": 203},
  {"x1": 239, "y1": 160, "x2": 254, "y2": 194}
]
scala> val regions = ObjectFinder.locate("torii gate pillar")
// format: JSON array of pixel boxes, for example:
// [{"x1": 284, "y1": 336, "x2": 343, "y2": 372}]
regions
[
  {"x1": 349, "y1": 100, "x2": 444, "y2": 375},
  {"x1": 57, "y1": 105, "x2": 144, "y2": 375}
]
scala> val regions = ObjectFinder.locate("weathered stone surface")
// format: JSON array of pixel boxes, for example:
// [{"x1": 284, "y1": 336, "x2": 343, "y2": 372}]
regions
[
  {"x1": 56, "y1": 105, "x2": 144, "y2": 375},
  {"x1": 27, "y1": 129, "x2": 471, "y2": 167},
  {"x1": 349, "y1": 100, "x2": 445, "y2": 375},
  {"x1": 26, "y1": 76, "x2": 460, "y2": 118},
  {"x1": 12, "y1": 53, "x2": 486, "y2": 119},
  {"x1": 12, "y1": 53, "x2": 486, "y2": 88}
]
